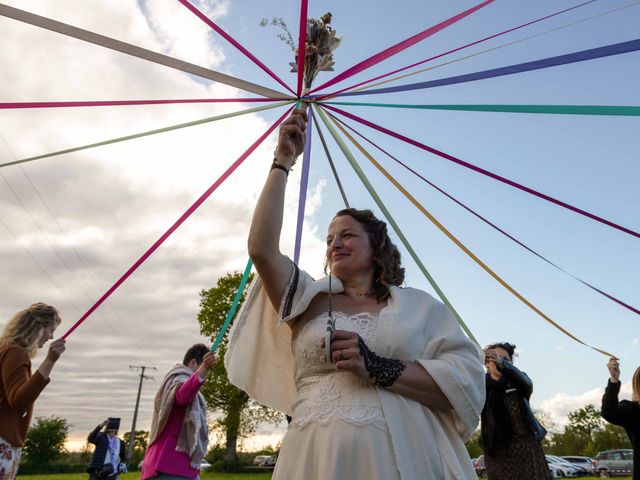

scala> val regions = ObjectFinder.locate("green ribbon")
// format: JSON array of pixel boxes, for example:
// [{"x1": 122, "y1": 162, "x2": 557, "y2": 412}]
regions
[
  {"x1": 211, "y1": 258, "x2": 253, "y2": 352},
  {"x1": 322, "y1": 102, "x2": 640, "y2": 116},
  {"x1": 314, "y1": 106, "x2": 477, "y2": 344},
  {"x1": 1, "y1": 101, "x2": 293, "y2": 168}
]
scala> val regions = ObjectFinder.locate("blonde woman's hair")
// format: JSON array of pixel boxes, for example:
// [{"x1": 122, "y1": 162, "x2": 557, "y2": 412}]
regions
[
  {"x1": 0, "y1": 303, "x2": 61, "y2": 358},
  {"x1": 633, "y1": 367, "x2": 640, "y2": 403}
]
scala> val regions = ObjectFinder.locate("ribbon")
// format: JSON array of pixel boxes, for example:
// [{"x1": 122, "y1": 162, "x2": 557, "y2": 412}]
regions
[
  {"x1": 334, "y1": 115, "x2": 639, "y2": 317},
  {"x1": 313, "y1": 106, "x2": 477, "y2": 343},
  {"x1": 211, "y1": 259, "x2": 253, "y2": 352},
  {"x1": 311, "y1": 109, "x2": 350, "y2": 208},
  {"x1": 293, "y1": 108, "x2": 313, "y2": 264},
  {"x1": 336, "y1": 38, "x2": 640, "y2": 97},
  {"x1": 314, "y1": 0, "x2": 599, "y2": 100},
  {"x1": 322, "y1": 104, "x2": 640, "y2": 239},
  {"x1": 0, "y1": 98, "x2": 284, "y2": 110},
  {"x1": 308, "y1": 0, "x2": 495, "y2": 94},
  {"x1": 296, "y1": 0, "x2": 309, "y2": 96},
  {"x1": 325, "y1": 108, "x2": 614, "y2": 357},
  {"x1": 177, "y1": 0, "x2": 294, "y2": 95},
  {"x1": 0, "y1": 3, "x2": 290, "y2": 99},
  {"x1": 323, "y1": 102, "x2": 640, "y2": 117},
  {"x1": 0, "y1": 101, "x2": 292, "y2": 168},
  {"x1": 343, "y1": 0, "x2": 639, "y2": 96},
  {"x1": 61, "y1": 106, "x2": 294, "y2": 338}
]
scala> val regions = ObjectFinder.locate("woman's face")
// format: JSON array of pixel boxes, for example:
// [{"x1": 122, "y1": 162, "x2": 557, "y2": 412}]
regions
[
  {"x1": 38, "y1": 324, "x2": 55, "y2": 348},
  {"x1": 326, "y1": 215, "x2": 374, "y2": 280}
]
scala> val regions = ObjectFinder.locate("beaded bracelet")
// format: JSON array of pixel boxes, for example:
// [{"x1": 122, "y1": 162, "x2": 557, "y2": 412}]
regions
[{"x1": 358, "y1": 336, "x2": 406, "y2": 387}]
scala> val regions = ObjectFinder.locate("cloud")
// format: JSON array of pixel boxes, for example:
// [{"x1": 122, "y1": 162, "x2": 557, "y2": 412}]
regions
[
  {"x1": 539, "y1": 382, "x2": 633, "y2": 429},
  {"x1": 0, "y1": 0, "x2": 325, "y2": 448}
]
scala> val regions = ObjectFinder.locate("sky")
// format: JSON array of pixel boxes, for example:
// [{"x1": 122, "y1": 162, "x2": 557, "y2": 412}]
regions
[{"x1": 1, "y1": 0, "x2": 638, "y2": 451}]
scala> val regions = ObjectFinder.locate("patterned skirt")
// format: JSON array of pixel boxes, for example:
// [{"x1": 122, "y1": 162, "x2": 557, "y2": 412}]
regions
[
  {"x1": 485, "y1": 393, "x2": 551, "y2": 480},
  {"x1": 0, "y1": 436, "x2": 22, "y2": 480}
]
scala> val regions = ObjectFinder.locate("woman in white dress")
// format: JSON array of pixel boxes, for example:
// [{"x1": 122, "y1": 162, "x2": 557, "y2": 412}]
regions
[{"x1": 225, "y1": 109, "x2": 485, "y2": 479}]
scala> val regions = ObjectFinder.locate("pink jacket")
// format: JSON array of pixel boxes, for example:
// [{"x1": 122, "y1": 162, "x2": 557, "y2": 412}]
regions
[{"x1": 141, "y1": 372, "x2": 204, "y2": 480}]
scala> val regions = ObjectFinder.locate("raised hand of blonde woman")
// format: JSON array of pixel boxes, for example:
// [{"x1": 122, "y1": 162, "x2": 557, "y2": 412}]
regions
[
  {"x1": 46, "y1": 338, "x2": 66, "y2": 362},
  {"x1": 607, "y1": 357, "x2": 620, "y2": 383},
  {"x1": 274, "y1": 108, "x2": 307, "y2": 169}
]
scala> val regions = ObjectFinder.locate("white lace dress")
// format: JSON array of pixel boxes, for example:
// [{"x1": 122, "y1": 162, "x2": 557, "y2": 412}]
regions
[{"x1": 273, "y1": 311, "x2": 401, "y2": 480}]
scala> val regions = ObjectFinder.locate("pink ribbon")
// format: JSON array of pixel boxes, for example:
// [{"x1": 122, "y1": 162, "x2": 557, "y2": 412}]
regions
[
  {"x1": 308, "y1": 0, "x2": 495, "y2": 94},
  {"x1": 296, "y1": 0, "x2": 309, "y2": 96},
  {"x1": 315, "y1": 0, "x2": 598, "y2": 100},
  {"x1": 62, "y1": 106, "x2": 293, "y2": 338},
  {"x1": 177, "y1": 0, "x2": 294, "y2": 95}
]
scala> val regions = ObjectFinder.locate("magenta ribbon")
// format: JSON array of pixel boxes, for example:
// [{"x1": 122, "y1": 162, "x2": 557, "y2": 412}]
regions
[
  {"x1": 334, "y1": 38, "x2": 640, "y2": 97},
  {"x1": 322, "y1": 104, "x2": 639, "y2": 239},
  {"x1": 61, "y1": 106, "x2": 293, "y2": 339},
  {"x1": 296, "y1": 0, "x2": 309, "y2": 97},
  {"x1": 293, "y1": 110, "x2": 313, "y2": 264},
  {"x1": 335, "y1": 115, "x2": 639, "y2": 316},
  {"x1": 0, "y1": 98, "x2": 284, "y2": 109},
  {"x1": 315, "y1": 0, "x2": 598, "y2": 100},
  {"x1": 308, "y1": 0, "x2": 495, "y2": 95},
  {"x1": 177, "y1": 0, "x2": 295, "y2": 95}
]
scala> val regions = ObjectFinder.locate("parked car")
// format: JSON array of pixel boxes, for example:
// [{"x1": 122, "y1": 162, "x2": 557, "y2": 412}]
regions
[
  {"x1": 253, "y1": 455, "x2": 271, "y2": 466},
  {"x1": 593, "y1": 449, "x2": 634, "y2": 477},
  {"x1": 549, "y1": 463, "x2": 564, "y2": 479},
  {"x1": 548, "y1": 455, "x2": 589, "y2": 476},
  {"x1": 474, "y1": 455, "x2": 486, "y2": 477},
  {"x1": 561, "y1": 456, "x2": 595, "y2": 475},
  {"x1": 545, "y1": 455, "x2": 579, "y2": 477}
]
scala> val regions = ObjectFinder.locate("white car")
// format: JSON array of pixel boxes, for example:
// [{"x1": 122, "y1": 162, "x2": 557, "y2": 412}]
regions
[{"x1": 545, "y1": 455, "x2": 578, "y2": 477}]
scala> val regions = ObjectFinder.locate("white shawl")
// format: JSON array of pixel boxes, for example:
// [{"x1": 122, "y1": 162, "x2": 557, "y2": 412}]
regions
[{"x1": 225, "y1": 264, "x2": 485, "y2": 479}]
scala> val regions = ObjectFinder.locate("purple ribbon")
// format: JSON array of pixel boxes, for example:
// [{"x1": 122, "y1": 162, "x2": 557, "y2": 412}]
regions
[
  {"x1": 293, "y1": 111, "x2": 313, "y2": 264},
  {"x1": 333, "y1": 38, "x2": 640, "y2": 97},
  {"x1": 322, "y1": 104, "x2": 639, "y2": 239},
  {"x1": 335, "y1": 115, "x2": 639, "y2": 316}
]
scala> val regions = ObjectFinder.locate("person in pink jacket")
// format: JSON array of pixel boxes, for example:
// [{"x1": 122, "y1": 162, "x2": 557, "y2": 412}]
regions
[{"x1": 141, "y1": 344, "x2": 216, "y2": 480}]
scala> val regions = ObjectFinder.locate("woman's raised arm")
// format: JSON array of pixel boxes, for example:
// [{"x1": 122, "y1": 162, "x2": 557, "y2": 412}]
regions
[{"x1": 248, "y1": 108, "x2": 307, "y2": 310}]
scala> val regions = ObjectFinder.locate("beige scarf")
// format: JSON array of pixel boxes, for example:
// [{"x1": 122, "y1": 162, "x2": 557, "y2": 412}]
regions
[{"x1": 148, "y1": 364, "x2": 208, "y2": 469}]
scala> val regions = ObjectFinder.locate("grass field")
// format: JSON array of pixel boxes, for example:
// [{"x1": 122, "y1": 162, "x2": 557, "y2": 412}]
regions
[{"x1": 17, "y1": 473, "x2": 273, "y2": 480}]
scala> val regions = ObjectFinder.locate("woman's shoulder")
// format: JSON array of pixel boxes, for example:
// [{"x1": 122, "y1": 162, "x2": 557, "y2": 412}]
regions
[
  {"x1": 390, "y1": 285, "x2": 442, "y2": 307},
  {"x1": 0, "y1": 343, "x2": 30, "y2": 364}
]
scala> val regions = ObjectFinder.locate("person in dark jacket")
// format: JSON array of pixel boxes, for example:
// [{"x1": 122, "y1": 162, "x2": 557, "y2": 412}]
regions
[
  {"x1": 87, "y1": 418, "x2": 126, "y2": 480},
  {"x1": 479, "y1": 342, "x2": 550, "y2": 480},
  {"x1": 601, "y1": 357, "x2": 640, "y2": 480}
]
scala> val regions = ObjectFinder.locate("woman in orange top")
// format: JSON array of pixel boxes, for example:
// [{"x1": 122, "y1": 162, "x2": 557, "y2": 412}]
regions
[{"x1": 0, "y1": 303, "x2": 66, "y2": 480}]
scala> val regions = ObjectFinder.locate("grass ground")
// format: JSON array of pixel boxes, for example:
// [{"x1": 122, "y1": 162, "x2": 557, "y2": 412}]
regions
[{"x1": 17, "y1": 473, "x2": 273, "y2": 480}]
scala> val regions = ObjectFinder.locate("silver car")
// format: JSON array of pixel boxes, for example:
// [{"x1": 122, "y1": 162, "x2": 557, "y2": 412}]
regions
[{"x1": 593, "y1": 449, "x2": 633, "y2": 477}]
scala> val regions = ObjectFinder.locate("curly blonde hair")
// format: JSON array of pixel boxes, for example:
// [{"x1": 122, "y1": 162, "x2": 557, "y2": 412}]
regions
[
  {"x1": 326, "y1": 208, "x2": 405, "y2": 301},
  {"x1": 633, "y1": 367, "x2": 640, "y2": 403},
  {"x1": 0, "y1": 303, "x2": 61, "y2": 358}
]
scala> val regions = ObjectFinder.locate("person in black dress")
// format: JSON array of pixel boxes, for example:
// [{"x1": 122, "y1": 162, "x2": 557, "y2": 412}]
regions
[
  {"x1": 601, "y1": 357, "x2": 640, "y2": 480},
  {"x1": 480, "y1": 342, "x2": 550, "y2": 480}
]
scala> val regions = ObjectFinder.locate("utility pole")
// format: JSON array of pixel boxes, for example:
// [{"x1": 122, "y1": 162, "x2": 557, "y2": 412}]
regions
[{"x1": 127, "y1": 365, "x2": 156, "y2": 468}]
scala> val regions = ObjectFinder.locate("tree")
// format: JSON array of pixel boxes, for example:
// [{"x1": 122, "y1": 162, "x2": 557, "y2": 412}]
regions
[
  {"x1": 594, "y1": 423, "x2": 631, "y2": 452},
  {"x1": 465, "y1": 430, "x2": 482, "y2": 458},
  {"x1": 567, "y1": 404, "x2": 604, "y2": 443},
  {"x1": 123, "y1": 430, "x2": 149, "y2": 467},
  {"x1": 198, "y1": 271, "x2": 284, "y2": 463},
  {"x1": 22, "y1": 416, "x2": 69, "y2": 466}
]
